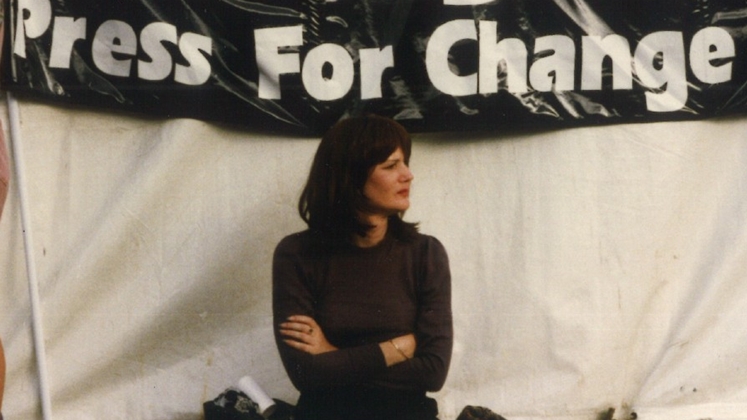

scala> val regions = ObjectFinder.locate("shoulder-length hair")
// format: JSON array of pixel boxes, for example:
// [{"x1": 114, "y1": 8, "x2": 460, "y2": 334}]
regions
[{"x1": 298, "y1": 115, "x2": 418, "y2": 244}]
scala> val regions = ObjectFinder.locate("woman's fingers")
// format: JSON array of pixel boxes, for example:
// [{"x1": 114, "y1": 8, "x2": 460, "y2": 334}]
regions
[
  {"x1": 286, "y1": 315, "x2": 318, "y2": 328},
  {"x1": 280, "y1": 315, "x2": 338, "y2": 355},
  {"x1": 279, "y1": 318, "x2": 318, "y2": 343},
  {"x1": 283, "y1": 339, "x2": 311, "y2": 352},
  {"x1": 279, "y1": 327, "x2": 311, "y2": 342},
  {"x1": 280, "y1": 321, "x2": 314, "y2": 334},
  {"x1": 281, "y1": 315, "x2": 320, "y2": 335}
]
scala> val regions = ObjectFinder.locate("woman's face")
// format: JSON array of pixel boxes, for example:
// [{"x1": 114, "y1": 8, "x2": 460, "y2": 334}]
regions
[{"x1": 362, "y1": 148, "x2": 414, "y2": 217}]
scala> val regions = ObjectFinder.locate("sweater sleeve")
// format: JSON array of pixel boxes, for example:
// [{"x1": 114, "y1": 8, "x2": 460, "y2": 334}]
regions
[
  {"x1": 370, "y1": 236, "x2": 453, "y2": 391},
  {"x1": 272, "y1": 234, "x2": 388, "y2": 392}
]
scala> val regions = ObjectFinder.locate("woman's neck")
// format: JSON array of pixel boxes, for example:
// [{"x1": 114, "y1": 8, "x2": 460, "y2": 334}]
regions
[{"x1": 353, "y1": 214, "x2": 388, "y2": 248}]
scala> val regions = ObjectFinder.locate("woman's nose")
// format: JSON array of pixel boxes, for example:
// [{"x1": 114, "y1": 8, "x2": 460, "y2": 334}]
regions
[{"x1": 402, "y1": 166, "x2": 414, "y2": 182}]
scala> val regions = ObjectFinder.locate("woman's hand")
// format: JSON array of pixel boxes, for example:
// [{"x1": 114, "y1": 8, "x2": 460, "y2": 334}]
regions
[{"x1": 279, "y1": 315, "x2": 338, "y2": 355}]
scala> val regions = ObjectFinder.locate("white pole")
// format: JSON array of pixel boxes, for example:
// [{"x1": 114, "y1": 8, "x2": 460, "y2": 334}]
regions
[{"x1": 7, "y1": 92, "x2": 54, "y2": 420}]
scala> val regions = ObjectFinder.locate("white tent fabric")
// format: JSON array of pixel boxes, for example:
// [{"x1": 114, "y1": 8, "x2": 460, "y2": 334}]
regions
[{"x1": 1, "y1": 98, "x2": 747, "y2": 420}]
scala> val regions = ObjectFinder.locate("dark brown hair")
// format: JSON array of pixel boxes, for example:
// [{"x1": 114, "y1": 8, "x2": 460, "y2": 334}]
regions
[{"x1": 298, "y1": 115, "x2": 418, "y2": 244}]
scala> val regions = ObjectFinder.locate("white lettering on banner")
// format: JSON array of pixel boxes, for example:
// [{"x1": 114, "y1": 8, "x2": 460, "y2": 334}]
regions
[
  {"x1": 426, "y1": 20, "x2": 477, "y2": 96},
  {"x1": 425, "y1": 21, "x2": 735, "y2": 112},
  {"x1": 49, "y1": 17, "x2": 86, "y2": 68},
  {"x1": 581, "y1": 35, "x2": 633, "y2": 90},
  {"x1": 93, "y1": 20, "x2": 138, "y2": 77},
  {"x1": 14, "y1": 0, "x2": 213, "y2": 84},
  {"x1": 255, "y1": 26, "x2": 395, "y2": 100},
  {"x1": 302, "y1": 43, "x2": 355, "y2": 100},
  {"x1": 174, "y1": 33, "x2": 213, "y2": 85},
  {"x1": 690, "y1": 27, "x2": 734, "y2": 84},
  {"x1": 139, "y1": 22, "x2": 178, "y2": 81},
  {"x1": 255, "y1": 26, "x2": 303, "y2": 99},
  {"x1": 529, "y1": 35, "x2": 576, "y2": 92},
  {"x1": 14, "y1": 0, "x2": 52, "y2": 58},
  {"x1": 360, "y1": 46, "x2": 394, "y2": 100},
  {"x1": 634, "y1": 32, "x2": 687, "y2": 112},
  {"x1": 479, "y1": 21, "x2": 528, "y2": 94},
  {"x1": 11, "y1": 0, "x2": 738, "y2": 113}
]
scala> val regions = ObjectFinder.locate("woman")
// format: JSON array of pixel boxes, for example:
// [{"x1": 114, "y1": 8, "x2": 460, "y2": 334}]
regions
[{"x1": 272, "y1": 115, "x2": 453, "y2": 419}]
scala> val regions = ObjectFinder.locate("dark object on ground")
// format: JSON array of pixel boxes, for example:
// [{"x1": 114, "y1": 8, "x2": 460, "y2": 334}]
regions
[
  {"x1": 204, "y1": 389, "x2": 294, "y2": 420},
  {"x1": 457, "y1": 405, "x2": 508, "y2": 420},
  {"x1": 597, "y1": 407, "x2": 615, "y2": 420},
  {"x1": 205, "y1": 389, "x2": 513, "y2": 420}
]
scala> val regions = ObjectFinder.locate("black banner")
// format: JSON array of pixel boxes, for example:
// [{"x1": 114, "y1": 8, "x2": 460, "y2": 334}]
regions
[{"x1": 3, "y1": 0, "x2": 747, "y2": 134}]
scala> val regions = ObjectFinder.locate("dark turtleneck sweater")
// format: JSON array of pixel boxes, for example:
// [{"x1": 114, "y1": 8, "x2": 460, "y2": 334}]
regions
[{"x1": 272, "y1": 229, "x2": 453, "y2": 414}]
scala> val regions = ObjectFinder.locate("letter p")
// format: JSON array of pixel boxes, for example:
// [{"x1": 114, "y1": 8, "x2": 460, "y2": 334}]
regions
[{"x1": 14, "y1": 0, "x2": 52, "y2": 58}]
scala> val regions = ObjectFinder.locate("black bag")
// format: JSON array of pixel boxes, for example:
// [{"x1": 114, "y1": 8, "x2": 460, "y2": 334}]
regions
[{"x1": 203, "y1": 389, "x2": 294, "y2": 420}]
